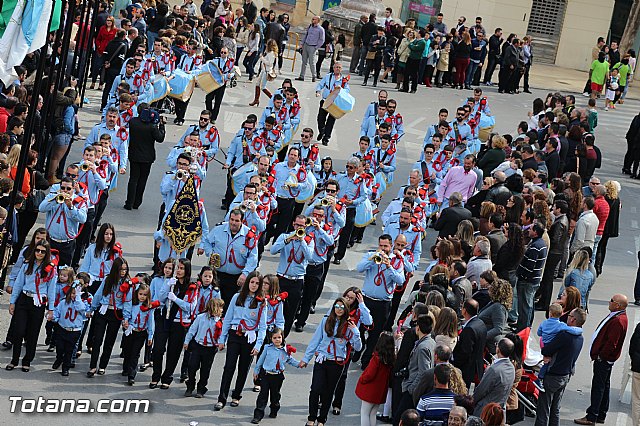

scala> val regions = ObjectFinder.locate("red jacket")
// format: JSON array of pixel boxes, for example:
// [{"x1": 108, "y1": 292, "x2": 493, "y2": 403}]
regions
[
  {"x1": 355, "y1": 352, "x2": 392, "y2": 404},
  {"x1": 593, "y1": 195, "x2": 610, "y2": 236},
  {"x1": 0, "y1": 107, "x2": 10, "y2": 133},
  {"x1": 95, "y1": 25, "x2": 117, "y2": 54},
  {"x1": 590, "y1": 311, "x2": 628, "y2": 362}
]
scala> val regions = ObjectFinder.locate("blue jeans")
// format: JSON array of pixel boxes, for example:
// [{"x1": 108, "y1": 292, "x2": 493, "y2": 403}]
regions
[
  {"x1": 592, "y1": 235, "x2": 602, "y2": 263},
  {"x1": 147, "y1": 31, "x2": 158, "y2": 51},
  {"x1": 465, "y1": 61, "x2": 480, "y2": 87},
  {"x1": 535, "y1": 373, "x2": 570, "y2": 426},
  {"x1": 516, "y1": 278, "x2": 539, "y2": 330},
  {"x1": 586, "y1": 359, "x2": 613, "y2": 422}
]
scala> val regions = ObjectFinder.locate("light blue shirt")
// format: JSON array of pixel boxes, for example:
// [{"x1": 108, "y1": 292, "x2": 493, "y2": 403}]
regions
[
  {"x1": 76, "y1": 164, "x2": 108, "y2": 207},
  {"x1": 53, "y1": 294, "x2": 87, "y2": 329},
  {"x1": 220, "y1": 293, "x2": 267, "y2": 350},
  {"x1": 305, "y1": 223, "x2": 334, "y2": 264},
  {"x1": 265, "y1": 298, "x2": 285, "y2": 330},
  {"x1": 200, "y1": 222, "x2": 259, "y2": 276},
  {"x1": 385, "y1": 222, "x2": 423, "y2": 270},
  {"x1": 197, "y1": 284, "x2": 221, "y2": 314},
  {"x1": 177, "y1": 124, "x2": 220, "y2": 159},
  {"x1": 226, "y1": 131, "x2": 266, "y2": 168},
  {"x1": 357, "y1": 252, "x2": 405, "y2": 300},
  {"x1": 185, "y1": 312, "x2": 222, "y2": 346},
  {"x1": 10, "y1": 263, "x2": 58, "y2": 310},
  {"x1": 271, "y1": 233, "x2": 314, "y2": 279},
  {"x1": 39, "y1": 190, "x2": 88, "y2": 241},
  {"x1": 315, "y1": 73, "x2": 350, "y2": 99},
  {"x1": 304, "y1": 193, "x2": 346, "y2": 238},
  {"x1": 78, "y1": 244, "x2": 119, "y2": 282},
  {"x1": 336, "y1": 172, "x2": 367, "y2": 207},
  {"x1": 255, "y1": 343, "x2": 300, "y2": 374},
  {"x1": 303, "y1": 316, "x2": 362, "y2": 363},
  {"x1": 129, "y1": 304, "x2": 156, "y2": 339},
  {"x1": 272, "y1": 161, "x2": 301, "y2": 199},
  {"x1": 90, "y1": 279, "x2": 134, "y2": 321}
]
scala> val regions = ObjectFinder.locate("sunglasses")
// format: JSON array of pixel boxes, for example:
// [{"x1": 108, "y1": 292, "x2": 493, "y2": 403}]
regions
[
  {"x1": 199, "y1": 117, "x2": 210, "y2": 121},
  {"x1": 334, "y1": 304, "x2": 345, "y2": 309},
  {"x1": 346, "y1": 165, "x2": 356, "y2": 169},
  {"x1": 325, "y1": 189, "x2": 337, "y2": 193},
  {"x1": 65, "y1": 173, "x2": 77, "y2": 179},
  {"x1": 243, "y1": 127, "x2": 253, "y2": 131},
  {"x1": 34, "y1": 248, "x2": 47, "y2": 254}
]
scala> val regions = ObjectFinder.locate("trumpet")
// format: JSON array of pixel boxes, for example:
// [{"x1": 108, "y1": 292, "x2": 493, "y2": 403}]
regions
[
  {"x1": 239, "y1": 203, "x2": 248, "y2": 213},
  {"x1": 54, "y1": 193, "x2": 68, "y2": 204},
  {"x1": 305, "y1": 217, "x2": 313, "y2": 226},
  {"x1": 209, "y1": 253, "x2": 221, "y2": 269},
  {"x1": 321, "y1": 197, "x2": 332, "y2": 207},
  {"x1": 80, "y1": 162, "x2": 92, "y2": 172},
  {"x1": 371, "y1": 252, "x2": 387, "y2": 264},
  {"x1": 175, "y1": 169, "x2": 189, "y2": 180},
  {"x1": 296, "y1": 228, "x2": 306, "y2": 238}
]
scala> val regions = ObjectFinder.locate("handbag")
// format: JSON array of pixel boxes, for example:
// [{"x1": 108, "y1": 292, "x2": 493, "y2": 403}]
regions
[
  {"x1": 366, "y1": 50, "x2": 376, "y2": 60},
  {"x1": 267, "y1": 70, "x2": 277, "y2": 81},
  {"x1": 25, "y1": 171, "x2": 47, "y2": 212}
]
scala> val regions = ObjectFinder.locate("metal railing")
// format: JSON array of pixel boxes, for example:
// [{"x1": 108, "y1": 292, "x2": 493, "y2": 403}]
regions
[{"x1": 283, "y1": 32, "x2": 300, "y2": 72}]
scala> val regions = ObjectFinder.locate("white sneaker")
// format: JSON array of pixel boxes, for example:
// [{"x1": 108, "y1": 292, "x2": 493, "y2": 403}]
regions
[
  {"x1": 605, "y1": 106, "x2": 609, "y2": 111},
  {"x1": 582, "y1": 92, "x2": 589, "y2": 97}
]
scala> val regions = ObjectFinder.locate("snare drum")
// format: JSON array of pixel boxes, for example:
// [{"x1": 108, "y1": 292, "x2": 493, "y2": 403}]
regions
[
  {"x1": 151, "y1": 75, "x2": 171, "y2": 103},
  {"x1": 168, "y1": 69, "x2": 195, "y2": 102},
  {"x1": 195, "y1": 62, "x2": 225, "y2": 94}
]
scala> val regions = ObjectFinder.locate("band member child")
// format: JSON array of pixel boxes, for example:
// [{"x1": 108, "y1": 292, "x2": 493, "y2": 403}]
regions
[
  {"x1": 52, "y1": 283, "x2": 88, "y2": 376},
  {"x1": 251, "y1": 327, "x2": 303, "y2": 423},
  {"x1": 122, "y1": 283, "x2": 157, "y2": 385},
  {"x1": 46, "y1": 265, "x2": 75, "y2": 352},
  {"x1": 183, "y1": 298, "x2": 225, "y2": 398}
]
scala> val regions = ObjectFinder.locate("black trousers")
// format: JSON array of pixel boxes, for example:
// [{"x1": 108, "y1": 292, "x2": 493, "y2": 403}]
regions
[
  {"x1": 483, "y1": 55, "x2": 499, "y2": 83},
  {"x1": 223, "y1": 168, "x2": 235, "y2": 208},
  {"x1": 50, "y1": 239, "x2": 76, "y2": 268},
  {"x1": 523, "y1": 63, "x2": 531, "y2": 91},
  {"x1": 334, "y1": 208, "x2": 356, "y2": 261},
  {"x1": 45, "y1": 320, "x2": 57, "y2": 346},
  {"x1": 393, "y1": 391, "x2": 415, "y2": 426},
  {"x1": 89, "y1": 309, "x2": 122, "y2": 370},
  {"x1": 101, "y1": 69, "x2": 119, "y2": 109},
  {"x1": 205, "y1": 85, "x2": 226, "y2": 122},
  {"x1": 384, "y1": 279, "x2": 408, "y2": 331},
  {"x1": 361, "y1": 296, "x2": 391, "y2": 367},
  {"x1": 331, "y1": 357, "x2": 352, "y2": 409},
  {"x1": 254, "y1": 370, "x2": 284, "y2": 420},
  {"x1": 296, "y1": 263, "x2": 324, "y2": 328},
  {"x1": 151, "y1": 319, "x2": 188, "y2": 384},
  {"x1": 308, "y1": 360, "x2": 345, "y2": 423},
  {"x1": 10, "y1": 293, "x2": 46, "y2": 367},
  {"x1": 537, "y1": 252, "x2": 563, "y2": 309},
  {"x1": 122, "y1": 330, "x2": 148, "y2": 379},
  {"x1": 187, "y1": 341, "x2": 218, "y2": 394},
  {"x1": 363, "y1": 57, "x2": 382, "y2": 85},
  {"x1": 13, "y1": 210, "x2": 39, "y2": 263},
  {"x1": 126, "y1": 161, "x2": 153, "y2": 208},
  {"x1": 594, "y1": 235, "x2": 610, "y2": 273},
  {"x1": 498, "y1": 66, "x2": 515, "y2": 92},
  {"x1": 174, "y1": 98, "x2": 190, "y2": 121},
  {"x1": 92, "y1": 190, "x2": 109, "y2": 239},
  {"x1": 317, "y1": 101, "x2": 336, "y2": 142},
  {"x1": 278, "y1": 276, "x2": 304, "y2": 337},
  {"x1": 390, "y1": 375, "x2": 404, "y2": 426},
  {"x1": 315, "y1": 246, "x2": 334, "y2": 304},
  {"x1": 267, "y1": 197, "x2": 295, "y2": 243},
  {"x1": 586, "y1": 359, "x2": 614, "y2": 422},
  {"x1": 72, "y1": 207, "x2": 96, "y2": 267},
  {"x1": 218, "y1": 332, "x2": 254, "y2": 404},
  {"x1": 218, "y1": 271, "x2": 241, "y2": 315},
  {"x1": 55, "y1": 326, "x2": 80, "y2": 372},
  {"x1": 403, "y1": 58, "x2": 420, "y2": 92}
]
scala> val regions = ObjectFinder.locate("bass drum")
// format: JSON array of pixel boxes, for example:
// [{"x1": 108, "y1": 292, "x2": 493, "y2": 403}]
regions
[
  {"x1": 295, "y1": 170, "x2": 317, "y2": 203},
  {"x1": 322, "y1": 87, "x2": 355, "y2": 119},
  {"x1": 151, "y1": 75, "x2": 171, "y2": 104},
  {"x1": 168, "y1": 69, "x2": 195, "y2": 102}
]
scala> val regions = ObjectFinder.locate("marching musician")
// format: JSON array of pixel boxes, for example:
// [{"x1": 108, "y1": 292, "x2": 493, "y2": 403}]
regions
[
  {"x1": 396, "y1": 169, "x2": 424, "y2": 200},
  {"x1": 223, "y1": 119, "x2": 265, "y2": 209},
  {"x1": 356, "y1": 234, "x2": 405, "y2": 369},
  {"x1": 267, "y1": 79, "x2": 294, "y2": 108},
  {"x1": 385, "y1": 208, "x2": 423, "y2": 269},
  {"x1": 173, "y1": 40, "x2": 204, "y2": 126},
  {"x1": 290, "y1": 128, "x2": 321, "y2": 172},
  {"x1": 177, "y1": 110, "x2": 220, "y2": 162},
  {"x1": 71, "y1": 146, "x2": 108, "y2": 268},
  {"x1": 362, "y1": 90, "x2": 388, "y2": 121},
  {"x1": 231, "y1": 155, "x2": 272, "y2": 202},
  {"x1": 294, "y1": 206, "x2": 334, "y2": 333},
  {"x1": 146, "y1": 40, "x2": 174, "y2": 75},
  {"x1": 39, "y1": 176, "x2": 88, "y2": 266},
  {"x1": 385, "y1": 99, "x2": 405, "y2": 142},
  {"x1": 102, "y1": 82, "x2": 132, "y2": 121},
  {"x1": 370, "y1": 134, "x2": 397, "y2": 186},
  {"x1": 423, "y1": 109, "x2": 449, "y2": 147},
  {"x1": 315, "y1": 156, "x2": 337, "y2": 192},
  {"x1": 116, "y1": 55, "x2": 153, "y2": 107},
  {"x1": 446, "y1": 106, "x2": 472, "y2": 146},
  {"x1": 79, "y1": 223, "x2": 121, "y2": 295},
  {"x1": 199, "y1": 209, "x2": 259, "y2": 310},
  {"x1": 368, "y1": 122, "x2": 391, "y2": 150},
  {"x1": 256, "y1": 116, "x2": 284, "y2": 155},
  {"x1": 332, "y1": 157, "x2": 368, "y2": 265},
  {"x1": 381, "y1": 194, "x2": 416, "y2": 229},
  {"x1": 283, "y1": 87, "x2": 302, "y2": 135},
  {"x1": 86, "y1": 108, "x2": 128, "y2": 183},
  {"x1": 168, "y1": 132, "x2": 211, "y2": 177},
  {"x1": 353, "y1": 136, "x2": 371, "y2": 160},
  {"x1": 315, "y1": 62, "x2": 350, "y2": 146},
  {"x1": 113, "y1": 93, "x2": 138, "y2": 128},
  {"x1": 422, "y1": 121, "x2": 449, "y2": 158},
  {"x1": 205, "y1": 48, "x2": 235, "y2": 122},
  {"x1": 472, "y1": 88, "x2": 491, "y2": 116},
  {"x1": 360, "y1": 100, "x2": 387, "y2": 140},
  {"x1": 260, "y1": 96, "x2": 291, "y2": 162},
  {"x1": 304, "y1": 179, "x2": 346, "y2": 311},
  {"x1": 270, "y1": 215, "x2": 314, "y2": 337},
  {"x1": 382, "y1": 234, "x2": 416, "y2": 332},
  {"x1": 91, "y1": 137, "x2": 119, "y2": 240},
  {"x1": 160, "y1": 153, "x2": 205, "y2": 216},
  {"x1": 225, "y1": 183, "x2": 267, "y2": 235},
  {"x1": 265, "y1": 147, "x2": 302, "y2": 243},
  {"x1": 414, "y1": 143, "x2": 444, "y2": 186}
]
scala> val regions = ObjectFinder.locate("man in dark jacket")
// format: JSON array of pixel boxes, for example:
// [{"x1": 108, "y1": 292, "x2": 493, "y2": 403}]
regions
[
  {"x1": 623, "y1": 112, "x2": 640, "y2": 174},
  {"x1": 358, "y1": 14, "x2": 378, "y2": 75},
  {"x1": 483, "y1": 27, "x2": 502, "y2": 85},
  {"x1": 350, "y1": 15, "x2": 367, "y2": 73},
  {"x1": 534, "y1": 307, "x2": 586, "y2": 426},
  {"x1": 433, "y1": 192, "x2": 472, "y2": 238},
  {"x1": 575, "y1": 294, "x2": 628, "y2": 425},
  {"x1": 521, "y1": 144, "x2": 537, "y2": 171},
  {"x1": 498, "y1": 37, "x2": 518, "y2": 93},
  {"x1": 545, "y1": 138, "x2": 560, "y2": 179},
  {"x1": 242, "y1": 0, "x2": 257, "y2": 24},
  {"x1": 536, "y1": 200, "x2": 569, "y2": 310},
  {"x1": 452, "y1": 299, "x2": 487, "y2": 388},
  {"x1": 125, "y1": 103, "x2": 166, "y2": 210},
  {"x1": 101, "y1": 29, "x2": 128, "y2": 109},
  {"x1": 485, "y1": 171, "x2": 510, "y2": 205}
]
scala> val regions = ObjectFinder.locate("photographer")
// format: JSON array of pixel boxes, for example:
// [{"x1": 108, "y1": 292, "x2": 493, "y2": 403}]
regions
[{"x1": 125, "y1": 103, "x2": 166, "y2": 210}]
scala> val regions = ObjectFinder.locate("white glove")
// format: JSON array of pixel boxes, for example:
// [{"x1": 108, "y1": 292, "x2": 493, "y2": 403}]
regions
[
  {"x1": 33, "y1": 297, "x2": 42, "y2": 308},
  {"x1": 99, "y1": 304, "x2": 108, "y2": 315},
  {"x1": 166, "y1": 277, "x2": 177, "y2": 287},
  {"x1": 167, "y1": 292, "x2": 177, "y2": 302},
  {"x1": 124, "y1": 326, "x2": 133, "y2": 336}
]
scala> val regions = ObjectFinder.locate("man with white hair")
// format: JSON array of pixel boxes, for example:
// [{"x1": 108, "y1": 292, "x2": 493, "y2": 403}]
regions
[
  {"x1": 465, "y1": 238, "x2": 492, "y2": 285},
  {"x1": 485, "y1": 171, "x2": 511, "y2": 205},
  {"x1": 433, "y1": 192, "x2": 472, "y2": 238}
]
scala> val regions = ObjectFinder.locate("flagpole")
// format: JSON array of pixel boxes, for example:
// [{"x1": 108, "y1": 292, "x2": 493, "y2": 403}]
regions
[
  {"x1": 79, "y1": 0, "x2": 101, "y2": 108},
  {"x1": 56, "y1": 0, "x2": 77, "y2": 89},
  {"x1": 0, "y1": 5, "x2": 56, "y2": 290}
]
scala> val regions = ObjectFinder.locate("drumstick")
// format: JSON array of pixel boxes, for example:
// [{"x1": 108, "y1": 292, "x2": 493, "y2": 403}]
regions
[
  {"x1": 218, "y1": 148, "x2": 228, "y2": 159},
  {"x1": 211, "y1": 157, "x2": 226, "y2": 167}
]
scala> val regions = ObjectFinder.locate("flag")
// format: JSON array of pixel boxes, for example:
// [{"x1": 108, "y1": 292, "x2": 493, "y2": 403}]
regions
[
  {"x1": 50, "y1": 0, "x2": 61, "y2": 32},
  {"x1": 162, "y1": 176, "x2": 203, "y2": 254},
  {"x1": 0, "y1": 0, "x2": 53, "y2": 85},
  {"x1": 0, "y1": 0, "x2": 19, "y2": 38}
]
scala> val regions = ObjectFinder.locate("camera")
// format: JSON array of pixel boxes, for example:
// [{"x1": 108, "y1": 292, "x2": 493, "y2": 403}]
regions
[{"x1": 139, "y1": 107, "x2": 161, "y2": 124}]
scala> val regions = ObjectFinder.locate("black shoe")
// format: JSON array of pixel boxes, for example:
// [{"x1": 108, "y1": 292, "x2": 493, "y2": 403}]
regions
[
  {"x1": 45, "y1": 336, "x2": 51, "y2": 346},
  {"x1": 623, "y1": 168, "x2": 632, "y2": 175},
  {"x1": 69, "y1": 362, "x2": 75, "y2": 369},
  {"x1": 332, "y1": 259, "x2": 341, "y2": 265},
  {"x1": 119, "y1": 351, "x2": 124, "y2": 358},
  {"x1": 220, "y1": 203, "x2": 228, "y2": 210},
  {"x1": 268, "y1": 412, "x2": 277, "y2": 418},
  {"x1": 377, "y1": 414, "x2": 392, "y2": 424},
  {"x1": 251, "y1": 419, "x2": 260, "y2": 424},
  {"x1": 1, "y1": 341, "x2": 12, "y2": 350},
  {"x1": 294, "y1": 325, "x2": 304, "y2": 333},
  {"x1": 185, "y1": 389, "x2": 194, "y2": 397},
  {"x1": 47, "y1": 345, "x2": 55, "y2": 352},
  {"x1": 61, "y1": 370, "x2": 69, "y2": 376},
  {"x1": 347, "y1": 242, "x2": 354, "y2": 248},
  {"x1": 524, "y1": 89, "x2": 532, "y2": 93},
  {"x1": 127, "y1": 378, "x2": 135, "y2": 385},
  {"x1": 180, "y1": 373, "x2": 188, "y2": 383},
  {"x1": 317, "y1": 133, "x2": 323, "y2": 141},
  {"x1": 322, "y1": 138, "x2": 329, "y2": 146},
  {"x1": 123, "y1": 204, "x2": 132, "y2": 210},
  {"x1": 52, "y1": 359, "x2": 62, "y2": 370},
  {"x1": 295, "y1": 77, "x2": 304, "y2": 81},
  {"x1": 410, "y1": 90, "x2": 416, "y2": 93},
  {"x1": 634, "y1": 300, "x2": 640, "y2": 306},
  {"x1": 121, "y1": 371, "x2": 128, "y2": 376}
]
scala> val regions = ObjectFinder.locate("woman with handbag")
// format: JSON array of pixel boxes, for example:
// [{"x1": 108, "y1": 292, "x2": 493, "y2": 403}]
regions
[
  {"x1": 249, "y1": 39, "x2": 278, "y2": 107},
  {"x1": 315, "y1": 20, "x2": 334, "y2": 80},
  {"x1": 14, "y1": 150, "x2": 49, "y2": 265}
]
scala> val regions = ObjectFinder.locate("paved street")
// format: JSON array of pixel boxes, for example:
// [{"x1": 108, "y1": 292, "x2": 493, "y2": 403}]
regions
[{"x1": 0, "y1": 60, "x2": 638, "y2": 425}]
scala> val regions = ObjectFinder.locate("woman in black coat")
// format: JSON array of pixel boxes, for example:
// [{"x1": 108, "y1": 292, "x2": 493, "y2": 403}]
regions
[
  {"x1": 315, "y1": 20, "x2": 334, "y2": 78},
  {"x1": 594, "y1": 180, "x2": 621, "y2": 275}
]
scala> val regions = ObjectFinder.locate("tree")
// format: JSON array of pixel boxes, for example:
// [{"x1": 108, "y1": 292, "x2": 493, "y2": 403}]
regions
[{"x1": 620, "y1": 0, "x2": 640, "y2": 54}]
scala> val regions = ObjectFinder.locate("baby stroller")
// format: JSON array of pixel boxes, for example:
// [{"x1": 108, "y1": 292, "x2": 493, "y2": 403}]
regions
[{"x1": 513, "y1": 327, "x2": 542, "y2": 421}]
